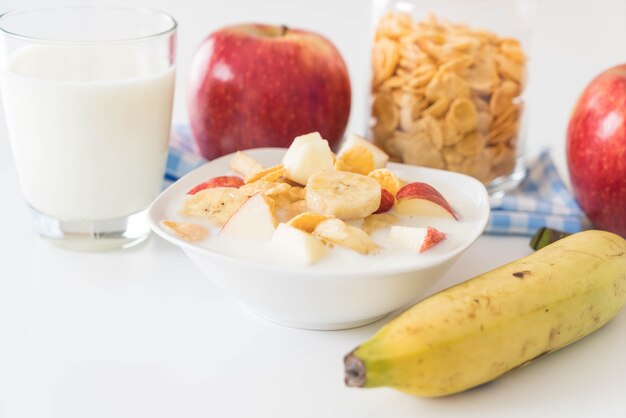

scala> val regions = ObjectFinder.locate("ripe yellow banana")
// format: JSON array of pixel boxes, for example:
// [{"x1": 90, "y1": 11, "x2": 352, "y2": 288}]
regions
[{"x1": 344, "y1": 230, "x2": 626, "y2": 397}]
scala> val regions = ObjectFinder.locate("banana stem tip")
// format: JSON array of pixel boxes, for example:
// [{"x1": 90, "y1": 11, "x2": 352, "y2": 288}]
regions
[{"x1": 344, "y1": 353, "x2": 366, "y2": 387}]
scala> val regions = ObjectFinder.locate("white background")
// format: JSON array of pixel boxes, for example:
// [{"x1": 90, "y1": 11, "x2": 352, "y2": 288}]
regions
[{"x1": 0, "y1": 1, "x2": 625, "y2": 417}]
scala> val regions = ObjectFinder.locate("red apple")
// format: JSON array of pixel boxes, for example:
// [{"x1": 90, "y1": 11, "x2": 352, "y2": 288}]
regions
[
  {"x1": 374, "y1": 189, "x2": 394, "y2": 214},
  {"x1": 188, "y1": 24, "x2": 351, "y2": 160},
  {"x1": 395, "y1": 182, "x2": 459, "y2": 220},
  {"x1": 187, "y1": 176, "x2": 244, "y2": 195},
  {"x1": 567, "y1": 64, "x2": 626, "y2": 237}
]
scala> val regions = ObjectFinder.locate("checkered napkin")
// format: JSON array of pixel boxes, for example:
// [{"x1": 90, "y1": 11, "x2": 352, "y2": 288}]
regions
[
  {"x1": 486, "y1": 150, "x2": 589, "y2": 236},
  {"x1": 164, "y1": 124, "x2": 206, "y2": 186},
  {"x1": 164, "y1": 125, "x2": 588, "y2": 236}
]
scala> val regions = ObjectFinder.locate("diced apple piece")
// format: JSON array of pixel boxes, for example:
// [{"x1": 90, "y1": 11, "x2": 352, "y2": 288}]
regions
[
  {"x1": 272, "y1": 223, "x2": 327, "y2": 264},
  {"x1": 282, "y1": 132, "x2": 335, "y2": 185},
  {"x1": 220, "y1": 193, "x2": 277, "y2": 240},
  {"x1": 338, "y1": 134, "x2": 389, "y2": 169},
  {"x1": 390, "y1": 226, "x2": 447, "y2": 253},
  {"x1": 187, "y1": 176, "x2": 244, "y2": 195},
  {"x1": 395, "y1": 182, "x2": 459, "y2": 220},
  {"x1": 229, "y1": 151, "x2": 264, "y2": 177}
]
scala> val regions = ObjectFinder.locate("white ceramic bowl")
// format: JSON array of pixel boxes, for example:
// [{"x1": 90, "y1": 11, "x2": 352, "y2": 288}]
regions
[{"x1": 148, "y1": 148, "x2": 489, "y2": 330}]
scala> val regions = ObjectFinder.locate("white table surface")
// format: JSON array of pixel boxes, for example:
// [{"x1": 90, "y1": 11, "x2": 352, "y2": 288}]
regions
[{"x1": 1, "y1": 1, "x2": 625, "y2": 417}]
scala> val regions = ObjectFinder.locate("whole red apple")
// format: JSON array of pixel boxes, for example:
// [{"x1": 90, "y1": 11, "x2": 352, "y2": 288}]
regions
[
  {"x1": 567, "y1": 64, "x2": 626, "y2": 237},
  {"x1": 188, "y1": 24, "x2": 351, "y2": 160}
]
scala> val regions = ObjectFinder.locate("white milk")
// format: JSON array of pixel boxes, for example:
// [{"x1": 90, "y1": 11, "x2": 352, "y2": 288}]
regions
[
  {"x1": 0, "y1": 45, "x2": 175, "y2": 220},
  {"x1": 196, "y1": 213, "x2": 481, "y2": 274}
]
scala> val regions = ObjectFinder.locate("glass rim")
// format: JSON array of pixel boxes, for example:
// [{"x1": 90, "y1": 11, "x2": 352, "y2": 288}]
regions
[{"x1": 0, "y1": 6, "x2": 177, "y2": 45}]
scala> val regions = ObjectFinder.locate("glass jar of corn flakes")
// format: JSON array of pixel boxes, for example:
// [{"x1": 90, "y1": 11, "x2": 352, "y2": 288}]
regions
[{"x1": 369, "y1": 0, "x2": 536, "y2": 193}]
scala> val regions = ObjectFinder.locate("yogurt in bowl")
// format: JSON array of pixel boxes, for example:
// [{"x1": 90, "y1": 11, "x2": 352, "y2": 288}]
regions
[{"x1": 148, "y1": 147, "x2": 489, "y2": 330}]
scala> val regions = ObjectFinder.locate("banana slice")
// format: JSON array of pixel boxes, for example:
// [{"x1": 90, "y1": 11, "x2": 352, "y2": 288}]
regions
[
  {"x1": 180, "y1": 187, "x2": 248, "y2": 227},
  {"x1": 306, "y1": 171, "x2": 381, "y2": 220},
  {"x1": 313, "y1": 218, "x2": 378, "y2": 254}
]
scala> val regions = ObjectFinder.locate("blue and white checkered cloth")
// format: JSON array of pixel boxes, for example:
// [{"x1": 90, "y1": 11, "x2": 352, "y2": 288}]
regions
[
  {"x1": 164, "y1": 124, "x2": 206, "y2": 186},
  {"x1": 164, "y1": 125, "x2": 589, "y2": 236},
  {"x1": 486, "y1": 151, "x2": 589, "y2": 235}
]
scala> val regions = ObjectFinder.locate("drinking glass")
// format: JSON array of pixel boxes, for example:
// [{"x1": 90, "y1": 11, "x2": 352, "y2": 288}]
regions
[{"x1": 0, "y1": 7, "x2": 176, "y2": 250}]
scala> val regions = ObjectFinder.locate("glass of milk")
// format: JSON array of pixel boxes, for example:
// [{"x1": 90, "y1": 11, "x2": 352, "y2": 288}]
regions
[{"x1": 0, "y1": 7, "x2": 176, "y2": 251}]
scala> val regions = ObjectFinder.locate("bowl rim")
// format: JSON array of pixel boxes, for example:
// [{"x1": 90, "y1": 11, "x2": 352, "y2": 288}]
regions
[{"x1": 148, "y1": 147, "x2": 490, "y2": 279}]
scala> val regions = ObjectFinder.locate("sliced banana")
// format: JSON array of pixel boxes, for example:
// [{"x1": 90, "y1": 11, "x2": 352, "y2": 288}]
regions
[
  {"x1": 313, "y1": 218, "x2": 378, "y2": 254},
  {"x1": 180, "y1": 187, "x2": 248, "y2": 227},
  {"x1": 306, "y1": 171, "x2": 381, "y2": 220}
]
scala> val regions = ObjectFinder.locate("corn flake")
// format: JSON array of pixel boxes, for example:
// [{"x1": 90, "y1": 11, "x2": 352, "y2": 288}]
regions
[
  {"x1": 372, "y1": 38, "x2": 400, "y2": 86},
  {"x1": 334, "y1": 145, "x2": 375, "y2": 175},
  {"x1": 425, "y1": 71, "x2": 470, "y2": 101},
  {"x1": 489, "y1": 80, "x2": 520, "y2": 117},
  {"x1": 455, "y1": 131, "x2": 485, "y2": 157},
  {"x1": 376, "y1": 12, "x2": 414, "y2": 39},
  {"x1": 496, "y1": 53, "x2": 524, "y2": 83},
  {"x1": 288, "y1": 212, "x2": 329, "y2": 234},
  {"x1": 500, "y1": 39, "x2": 526, "y2": 63},
  {"x1": 445, "y1": 97, "x2": 478, "y2": 133},
  {"x1": 161, "y1": 220, "x2": 209, "y2": 242},
  {"x1": 244, "y1": 164, "x2": 286, "y2": 184},
  {"x1": 464, "y1": 59, "x2": 499, "y2": 94},
  {"x1": 362, "y1": 213, "x2": 398, "y2": 235},
  {"x1": 368, "y1": 168, "x2": 401, "y2": 196},
  {"x1": 422, "y1": 96, "x2": 450, "y2": 118},
  {"x1": 371, "y1": 12, "x2": 526, "y2": 184},
  {"x1": 372, "y1": 91, "x2": 400, "y2": 140}
]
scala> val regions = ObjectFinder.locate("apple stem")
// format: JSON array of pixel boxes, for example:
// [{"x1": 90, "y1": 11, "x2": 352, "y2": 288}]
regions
[{"x1": 281, "y1": 25, "x2": 288, "y2": 36}]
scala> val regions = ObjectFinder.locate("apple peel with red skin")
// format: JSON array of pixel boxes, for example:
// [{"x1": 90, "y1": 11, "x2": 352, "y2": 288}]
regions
[
  {"x1": 374, "y1": 189, "x2": 395, "y2": 214},
  {"x1": 389, "y1": 225, "x2": 447, "y2": 253},
  {"x1": 420, "y1": 227, "x2": 447, "y2": 252},
  {"x1": 187, "y1": 176, "x2": 244, "y2": 195},
  {"x1": 395, "y1": 182, "x2": 459, "y2": 220}
]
